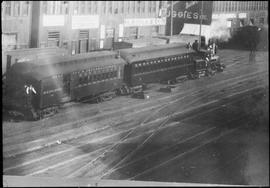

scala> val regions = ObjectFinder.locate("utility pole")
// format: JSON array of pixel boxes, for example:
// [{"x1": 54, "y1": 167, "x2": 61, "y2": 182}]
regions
[
  {"x1": 170, "y1": 1, "x2": 173, "y2": 36},
  {"x1": 198, "y1": 1, "x2": 203, "y2": 50}
]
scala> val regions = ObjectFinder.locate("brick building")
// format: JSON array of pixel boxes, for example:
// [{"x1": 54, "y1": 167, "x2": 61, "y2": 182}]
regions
[
  {"x1": 1, "y1": 1, "x2": 268, "y2": 53},
  {"x1": 2, "y1": 1, "x2": 168, "y2": 54}
]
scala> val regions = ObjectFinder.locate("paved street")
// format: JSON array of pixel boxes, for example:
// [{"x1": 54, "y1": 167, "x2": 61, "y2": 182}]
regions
[{"x1": 3, "y1": 49, "x2": 269, "y2": 186}]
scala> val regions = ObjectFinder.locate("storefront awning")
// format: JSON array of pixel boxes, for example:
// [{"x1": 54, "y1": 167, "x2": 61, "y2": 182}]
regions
[{"x1": 180, "y1": 23, "x2": 211, "y2": 37}]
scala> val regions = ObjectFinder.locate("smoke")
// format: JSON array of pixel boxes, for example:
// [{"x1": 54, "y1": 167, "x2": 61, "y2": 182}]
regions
[{"x1": 207, "y1": 17, "x2": 231, "y2": 42}]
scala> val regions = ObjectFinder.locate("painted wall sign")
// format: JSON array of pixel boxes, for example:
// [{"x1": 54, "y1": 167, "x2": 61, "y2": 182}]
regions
[
  {"x1": 43, "y1": 15, "x2": 65, "y2": 27},
  {"x1": 124, "y1": 18, "x2": 166, "y2": 27},
  {"x1": 165, "y1": 1, "x2": 213, "y2": 35},
  {"x1": 72, "y1": 15, "x2": 99, "y2": 29}
]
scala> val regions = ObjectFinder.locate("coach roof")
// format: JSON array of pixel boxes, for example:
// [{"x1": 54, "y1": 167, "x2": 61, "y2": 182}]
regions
[
  {"x1": 13, "y1": 51, "x2": 125, "y2": 80},
  {"x1": 119, "y1": 43, "x2": 193, "y2": 63}
]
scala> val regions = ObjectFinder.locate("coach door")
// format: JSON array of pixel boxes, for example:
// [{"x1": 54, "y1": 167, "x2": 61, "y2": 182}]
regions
[{"x1": 62, "y1": 73, "x2": 71, "y2": 102}]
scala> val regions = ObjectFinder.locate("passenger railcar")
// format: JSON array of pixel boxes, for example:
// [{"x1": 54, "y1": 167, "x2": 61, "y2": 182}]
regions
[
  {"x1": 5, "y1": 51, "x2": 125, "y2": 119},
  {"x1": 119, "y1": 43, "x2": 205, "y2": 86}
]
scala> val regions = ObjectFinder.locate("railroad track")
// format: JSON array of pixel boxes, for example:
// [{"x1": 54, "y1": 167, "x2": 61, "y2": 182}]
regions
[
  {"x1": 3, "y1": 52, "x2": 268, "y2": 177},
  {"x1": 3, "y1": 71, "x2": 267, "y2": 159},
  {"x1": 4, "y1": 69, "x2": 268, "y2": 157},
  {"x1": 4, "y1": 85, "x2": 266, "y2": 177},
  {"x1": 66, "y1": 86, "x2": 264, "y2": 179}
]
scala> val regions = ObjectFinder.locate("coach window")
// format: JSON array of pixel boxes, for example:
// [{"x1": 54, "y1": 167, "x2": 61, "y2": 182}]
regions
[
  {"x1": 102, "y1": 72, "x2": 106, "y2": 81},
  {"x1": 110, "y1": 70, "x2": 114, "y2": 78},
  {"x1": 99, "y1": 73, "x2": 103, "y2": 81},
  {"x1": 98, "y1": 72, "x2": 103, "y2": 81},
  {"x1": 134, "y1": 64, "x2": 137, "y2": 74},
  {"x1": 79, "y1": 76, "x2": 83, "y2": 84},
  {"x1": 107, "y1": 71, "x2": 111, "y2": 78},
  {"x1": 96, "y1": 72, "x2": 100, "y2": 82},
  {"x1": 107, "y1": 70, "x2": 111, "y2": 78},
  {"x1": 92, "y1": 74, "x2": 96, "y2": 82},
  {"x1": 104, "y1": 72, "x2": 109, "y2": 80},
  {"x1": 148, "y1": 62, "x2": 151, "y2": 72},
  {"x1": 96, "y1": 73, "x2": 100, "y2": 81},
  {"x1": 139, "y1": 63, "x2": 143, "y2": 73},
  {"x1": 145, "y1": 62, "x2": 148, "y2": 72},
  {"x1": 113, "y1": 70, "x2": 117, "y2": 78},
  {"x1": 83, "y1": 75, "x2": 88, "y2": 83},
  {"x1": 87, "y1": 75, "x2": 91, "y2": 83}
]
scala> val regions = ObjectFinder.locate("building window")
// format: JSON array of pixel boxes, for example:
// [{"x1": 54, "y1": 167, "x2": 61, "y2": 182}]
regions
[
  {"x1": 141, "y1": 1, "x2": 145, "y2": 13},
  {"x1": 259, "y1": 1, "x2": 262, "y2": 10},
  {"x1": 114, "y1": 7, "x2": 118, "y2": 14},
  {"x1": 101, "y1": 1, "x2": 106, "y2": 14},
  {"x1": 153, "y1": 1, "x2": 156, "y2": 12},
  {"x1": 61, "y1": 1, "x2": 69, "y2": 14},
  {"x1": 250, "y1": 18, "x2": 254, "y2": 25},
  {"x1": 94, "y1": 1, "x2": 97, "y2": 14},
  {"x1": 43, "y1": 1, "x2": 48, "y2": 14},
  {"x1": 73, "y1": 1, "x2": 79, "y2": 14},
  {"x1": 13, "y1": 1, "x2": 20, "y2": 16},
  {"x1": 48, "y1": 31, "x2": 60, "y2": 47},
  {"x1": 120, "y1": 2, "x2": 124, "y2": 13},
  {"x1": 152, "y1": 26, "x2": 159, "y2": 36},
  {"x1": 86, "y1": 1, "x2": 91, "y2": 14},
  {"x1": 109, "y1": 1, "x2": 112, "y2": 14},
  {"x1": 259, "y1": 17, "x2": 264, "y2": 24},
  {"x1": 132, "y1": 1, "x2": 136, "y2": 13},
  {"x1": 5, "y1": 1, "x2": 11, "y2": 16},
  {"x1": 80, "y1": 1, "x2": 85, "y2": 14},
  {"x1": 55, "y1": 1, "x2": 61, "y2": 14},
  {"x1": 264, "y1": 2, "x2": 267, "y2": 10},
  {"x1": 136, "y1": 1, "x2": 140, "y2": 13}
]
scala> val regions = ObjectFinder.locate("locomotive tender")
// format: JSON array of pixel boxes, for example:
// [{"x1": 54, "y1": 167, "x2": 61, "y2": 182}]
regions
[{"x1": 4, "y1": 43, "x2": 218, "y2": 120}]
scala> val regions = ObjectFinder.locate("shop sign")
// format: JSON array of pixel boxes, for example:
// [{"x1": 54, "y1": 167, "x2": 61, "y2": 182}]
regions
[
  {"x1": 124, "y1": 18, "x2": 166, "y2": 27},
  {"x1": 238, "y1": 13, "x2": 247, "y2": 18},
  {"x1": 72, "y1": 15, "x2": 99, "y2": 29},
  {"x1": 43, "y1": 15, "x2": 65, "y2": 27},
  {"x1": 212, "y1": 13, "x2": 237, "y2": 19}
]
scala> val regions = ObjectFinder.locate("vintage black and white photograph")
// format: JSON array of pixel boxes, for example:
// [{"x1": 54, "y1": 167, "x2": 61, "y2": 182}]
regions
[{"x1": 2, "y1": 1, "x2": 269, "y2": 187}]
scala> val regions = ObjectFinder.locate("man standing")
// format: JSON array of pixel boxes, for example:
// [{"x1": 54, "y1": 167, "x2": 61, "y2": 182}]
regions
[
  {"x1": 192, "y1": 40, "x2": 199, "y2": 51},
  {"x1": 212, "y1": 41, "x2": 218, "y2": 55}
]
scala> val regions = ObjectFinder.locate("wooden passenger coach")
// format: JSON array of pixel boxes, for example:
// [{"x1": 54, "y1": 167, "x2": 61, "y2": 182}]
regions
[
  {"x1": 119, "y1": 43, "x2": 200, "y2": 86},
  {"x1": 6, "y1": 51, "x2": 125, "y2": 119}
]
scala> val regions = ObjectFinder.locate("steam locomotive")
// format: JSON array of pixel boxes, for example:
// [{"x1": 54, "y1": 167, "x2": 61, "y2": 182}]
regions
[{"x1": 3, "y1": 43, "x2": 223, "y2": 120}]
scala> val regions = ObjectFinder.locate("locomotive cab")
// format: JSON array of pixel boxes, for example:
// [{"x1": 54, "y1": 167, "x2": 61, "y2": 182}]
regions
[{"x1": 194, "y1": 59, "x2": 207, "y2": 78}]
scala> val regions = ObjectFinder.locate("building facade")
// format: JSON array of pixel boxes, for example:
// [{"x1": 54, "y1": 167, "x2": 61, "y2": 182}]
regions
[
  {"x1": 1, "y1": 1, "x2": 268, "y2": 53},
  {"x1": 212, "y1": 1, "x2": 268, "y2": 33},
  {"x1": 2, "y1": 1, "x2": 169, "y2": 55},
  {"x1": 2, "y1": 1, "x2": 32, "y2": 51}
]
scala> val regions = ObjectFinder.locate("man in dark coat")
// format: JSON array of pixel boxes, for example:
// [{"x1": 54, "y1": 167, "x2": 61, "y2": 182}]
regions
[{"x1": 192, "y1": 40, "x2": 199, "y2": 51}]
